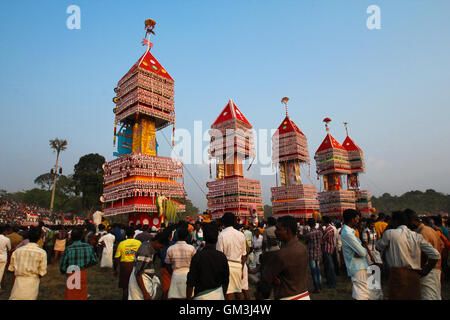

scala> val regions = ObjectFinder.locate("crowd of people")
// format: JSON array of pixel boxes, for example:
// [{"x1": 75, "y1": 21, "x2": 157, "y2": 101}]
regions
[
  {"x1": 0, "y1": 209, "x2": 448, "y2": 300},
  {"x1": 0, "y1": 200, "x2": 52, "y2": 225},
  {"x1": 0, "y1": 200, "x2": 83, "y2": 226}
]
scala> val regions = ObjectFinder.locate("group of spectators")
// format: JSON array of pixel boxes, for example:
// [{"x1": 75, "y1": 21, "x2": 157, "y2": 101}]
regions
[
  {"x1": 0, "y1": 200, "x2": 83, "y2": 226},
  {"x1": 0, "y1": 200, "x2": 51, "y2": 225},
  {"x1": 0, "y1": 209, "x2": 448, "y2": 300},
  {"x1": 300, "y1": 211, "x2": 449, "y2": 300}
]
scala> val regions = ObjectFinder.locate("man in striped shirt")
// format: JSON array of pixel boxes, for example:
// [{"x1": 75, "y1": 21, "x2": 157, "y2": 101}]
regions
[
  {"x1": 165, "y1": 227, "x2": 196, "y2": 299},
  {"x1": 321, "y1": 216, "x2": 336, "y2": 289},
  {"x1": 8, "y1": 226, "x2": 47, "y2": 300},
  {"x1": 60, "y1": 227, "x2": 98, "y2": 300}
]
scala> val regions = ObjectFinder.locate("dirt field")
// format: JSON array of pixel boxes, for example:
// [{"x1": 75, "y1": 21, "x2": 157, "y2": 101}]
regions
[{"x1": 1, "y1": 259, "x2": 449, "y2": 300}]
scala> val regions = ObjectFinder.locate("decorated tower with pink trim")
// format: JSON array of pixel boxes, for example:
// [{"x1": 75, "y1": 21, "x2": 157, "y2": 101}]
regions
[
  {"x1": 271, "y1": 98, "x2": 319, "y2": 220},
  {"x1": 341, "y1": 122, "x2": 372, "y2": 216},
  {"x1": 314, "y1": 118, "x2": 372, "y2": 218},
  {"x1": 206, "y1": 99, "x2": 264, "y2": 223},
  {"x1": 101, "y1": 19, "x2": 185, "y2": 227}
]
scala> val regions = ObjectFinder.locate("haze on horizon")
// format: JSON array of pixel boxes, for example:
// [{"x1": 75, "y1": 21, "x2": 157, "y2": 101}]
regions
[{"x1": 1, "y1": 0, "x2": 450, "y2": 213}]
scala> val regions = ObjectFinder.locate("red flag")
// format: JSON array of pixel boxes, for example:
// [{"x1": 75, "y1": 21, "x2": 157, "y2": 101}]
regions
[{"x1": 142, "y1": 39, "x2": 154, "y2": 47}]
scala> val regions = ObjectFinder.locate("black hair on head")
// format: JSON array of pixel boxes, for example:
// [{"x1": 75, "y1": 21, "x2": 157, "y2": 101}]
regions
[
  {"x1": 177, "y1": 227, "x2": 188, "y2": 241},
  {"x1": 307, "y1": 218, "x2": 315, "y2": 228},
  {"x1": 203, "y1": 222, "x2": 219, "y2": 244},
  {"x1": 267, "y1": 217, "x2": 276, "y2": 226},
  {"x1": 277, "y1": 216, "x2": 297, "y2": 235},
  {"x1": 71, "y1": 227, "x2": 83, "y2": 241},
  {"x1": 126, "y1": 227, "x2": 135, "y2": 237},
  {"x1": 28, "y1": 226, "x2": 42, "y2": 243},
  {"x1": 391, "y1": 211, "x2": 407, "y2": 226},
  {"x1": 343, "y1": 209, "x2": 359, "y2": 224},
  {"x1": 221, "y1": 212, "x2": 236, "y2": 227},
  {"x1": 153, "y1": 230, "x2": 170, "y2": 246}
]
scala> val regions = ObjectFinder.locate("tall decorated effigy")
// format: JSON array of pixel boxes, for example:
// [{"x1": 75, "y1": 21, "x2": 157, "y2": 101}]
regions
[
  {"x1": 101, "y1": 19, "x2": 185, "y2": 228},
  {"x1": 314, "y1": 118, "x2": 355, "y2": 217},
  {"x1": 271, "y1": 98, "x2": 319, "y2": 220},
  {"x1": 206, "y1": 99, "x2": 264, "y2": 223},
  {"x1": 341, "y1": 122, "x2": 372, "y2": 216}
]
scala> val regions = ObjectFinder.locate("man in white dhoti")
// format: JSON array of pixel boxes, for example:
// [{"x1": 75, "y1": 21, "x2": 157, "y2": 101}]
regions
[
  {"x1": 98, "y1": 229, "x2": 116, "y2": 268},
  {"x1": 92, "y1": 211, "x2": 104, "y2": 233},
  {"x1": 8, "y1": 227, "x2": 47, "y2": 300},
  {"x1": 165, "y1": 227, "x2": 196, "y2": 299},
  {"x1": 216, "y1": 212, "x2": 247, "y2": 300}
]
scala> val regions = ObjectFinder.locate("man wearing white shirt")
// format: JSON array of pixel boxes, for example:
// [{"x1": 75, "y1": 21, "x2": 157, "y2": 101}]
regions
[
  {"x1": 0, "y1": 225, "x2": 12, "y2": 289},
  {"x1": 243, "y1": 227, "x2": 253, "y2": 253},
  {"x1": 98, "y1": 229, "x2": 116, "y2": 268},
  {"x1": 92, "y1": 211, "x2": 104, "y2": 233},
  {"x1": 376, "y1": 210, "x2": 440, "y2": 300},
  {"x1": 217, "y1": 212, "x2": 247, "y2": 300},
  {"x1": 252, "y1": 229, "x2": 263, "y2": 266}
]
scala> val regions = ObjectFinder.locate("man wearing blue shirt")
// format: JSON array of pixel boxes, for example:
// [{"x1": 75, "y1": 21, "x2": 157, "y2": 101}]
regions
[{"x1": 341, "y1": 209, "x2": 370, "y2": 300}]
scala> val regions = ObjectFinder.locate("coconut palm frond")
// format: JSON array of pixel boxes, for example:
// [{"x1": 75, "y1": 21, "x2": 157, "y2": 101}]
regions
[{"x1": 49, "y1": 138, "x2": 68, "y2": 153}]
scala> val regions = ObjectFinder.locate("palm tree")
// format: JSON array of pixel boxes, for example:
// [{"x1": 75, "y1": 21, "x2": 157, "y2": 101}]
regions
[{"x1": 49, "y1": 138, "x2": 68, "y2": 217}]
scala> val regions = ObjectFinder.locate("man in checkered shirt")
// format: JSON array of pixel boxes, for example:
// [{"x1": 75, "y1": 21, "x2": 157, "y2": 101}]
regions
[
  {"x1": 305, "y1": 218, "x2": 323, "y2": 293},
  {"x1": 321, "y1": 216, "x2": 337, "y2": 289}
]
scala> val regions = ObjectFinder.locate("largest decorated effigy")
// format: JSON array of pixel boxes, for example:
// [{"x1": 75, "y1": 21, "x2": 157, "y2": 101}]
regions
[{"x1": 101, "y1": 19, "x2": 185, "y2": 227}]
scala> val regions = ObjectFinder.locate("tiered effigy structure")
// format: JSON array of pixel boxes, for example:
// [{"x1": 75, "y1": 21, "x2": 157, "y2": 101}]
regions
[
  {"x1": 101, "y1": 19, "x2": 185, "y2": 228},
  {"x1": 271, "y1": 97, "x2": 319, "y2": 220},
  {"x1": 341, "y1": 122, "x2": 372, "y2": 216},
  {"x1": 314, "y1": 118, "x2": 371, "y2": 218},
  {"x1": 206, "y1": 99, "x2": 264, "y2": 223}
]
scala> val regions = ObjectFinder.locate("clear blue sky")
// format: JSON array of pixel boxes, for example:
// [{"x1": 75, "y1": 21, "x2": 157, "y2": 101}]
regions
[{"x1": 1, "y1": 0, "x2": 450, "y2": 212}]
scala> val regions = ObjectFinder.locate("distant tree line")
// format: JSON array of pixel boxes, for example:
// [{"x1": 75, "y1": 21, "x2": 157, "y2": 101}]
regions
[
  {"x1": 371, "y1": 189, "x2": 450, "y2": 216},
  {"x1": 231, "y1": 191, "x2": 450, "y2": 219}
]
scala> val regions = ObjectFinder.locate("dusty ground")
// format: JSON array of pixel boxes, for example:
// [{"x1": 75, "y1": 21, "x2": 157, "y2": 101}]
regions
[{"x1": 1, "y1": 259, "x2": 449, "y2": 300}]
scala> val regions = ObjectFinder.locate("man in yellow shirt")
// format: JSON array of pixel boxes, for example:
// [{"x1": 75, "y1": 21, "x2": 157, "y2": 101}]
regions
[
  {"x1": 114, "y1": 227, "x2": 141, "y2": 300},
  {"x1": 374, "y1": 213, "x2": 388, "y2": 239}
]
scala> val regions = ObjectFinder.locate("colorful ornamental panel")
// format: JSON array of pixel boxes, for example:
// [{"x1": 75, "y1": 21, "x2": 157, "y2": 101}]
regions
[
  {"x1": 102, "y1": 20, "x2": 185, "y2": 228},
  {"x1": 207, "y1": 177, "x2": 264, "y2": 220}
]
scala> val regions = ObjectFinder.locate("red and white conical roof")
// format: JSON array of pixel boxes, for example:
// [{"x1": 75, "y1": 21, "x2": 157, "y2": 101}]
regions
[
  {"x1": 316, "y1": 133, "x2": 346, "y2": 154},
  {"x1": 275, "y1": 115, "x2": 305, "y2": 136},
  {"x1": 212, "y1": 99, "x2": 252, "y2": 128},
  {"x1": 121, "y1": 50, "x2": 173, "y2": 82},
  {"x1": 342, "y1": 136, "x2": 362, "y2": 151}
]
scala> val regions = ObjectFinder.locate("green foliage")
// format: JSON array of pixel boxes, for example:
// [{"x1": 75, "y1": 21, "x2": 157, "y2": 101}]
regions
[
  {"x1": 185, "y1": 199, "x2": 199, "y2": 219},
  {"x1": 371, "y1": 189, "x2": 450, "y2": 215},
  {"x1": 49, "y1": 138, "x2": 68, "y2": 154},
  {"x1": 72, "y1": 153, "x2": 105, "y2": 214},
  {"x1": 22, "y1": 188, "x2": 51, "y2": 208},
  {"x1": 178, "y1": 199, "x2": 200, "y2": 221},
  {"x1": 34, "y1": 173, "x2": 54, "y2": 191},
  {"x1": 1, "y1": 173, "x2": 85, "y2": 216}
]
